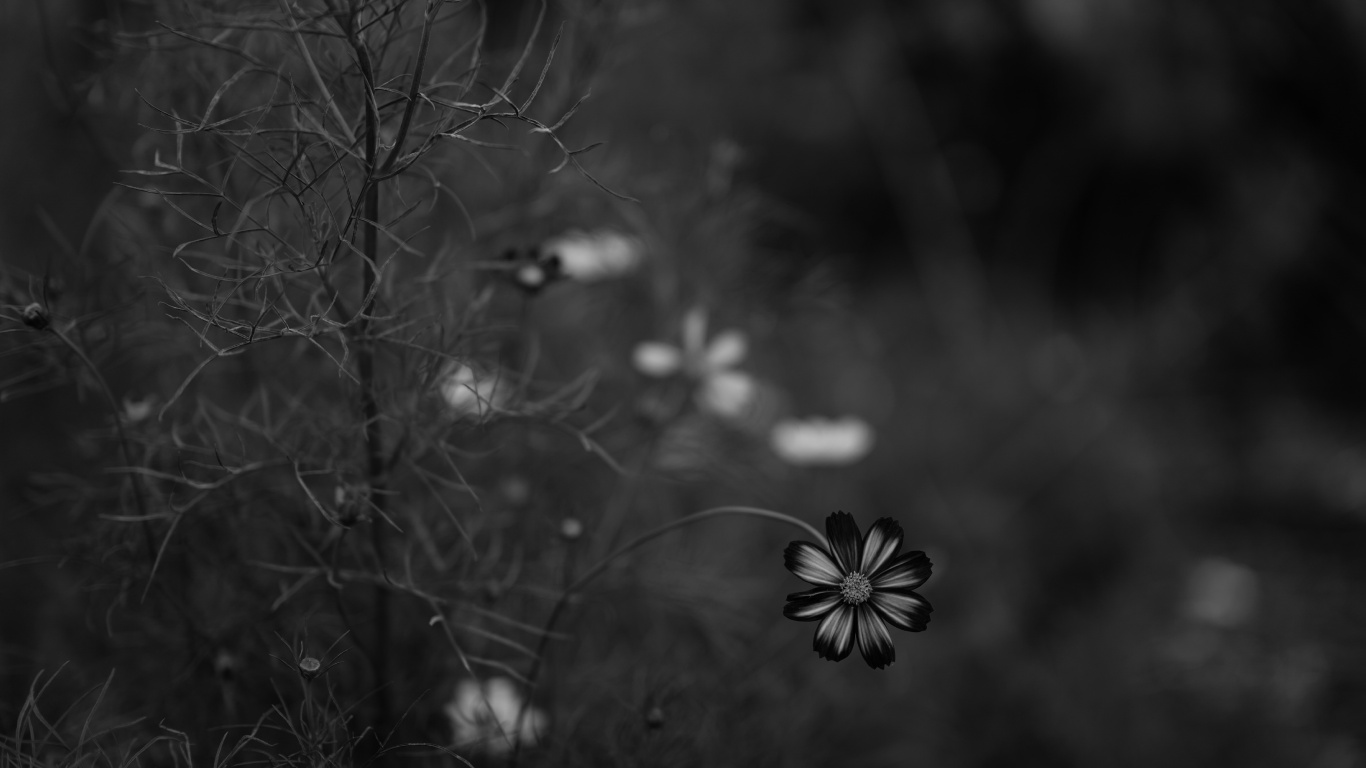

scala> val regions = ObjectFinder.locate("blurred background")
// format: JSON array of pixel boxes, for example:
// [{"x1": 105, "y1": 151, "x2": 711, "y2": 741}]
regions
[{"x1": 3, "y1": 0, "x2": 1366, "y2": 766}]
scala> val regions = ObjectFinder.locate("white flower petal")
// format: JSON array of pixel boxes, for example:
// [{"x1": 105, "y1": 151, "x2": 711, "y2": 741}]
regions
[
  {"x1": 704, "y1": 329, "x2": 748, "y2": 371},
  {"x1": 769, "y1": 416, "x2": 875, "y2": 466},
  {"x1": 696, "y1": 370, "x2": 756, "y2": 419},
  {"x1": 122, "y1": 396, "x2": 155, "y2": 423},
  {"x1": 633, "y1": 342, "x2": 684, "y2": 377},
  {"x1": 445, "y1": 677, "x2": 546, "y2": 755},
  {"x1": 541, "y1": 229, "x2": 642, "y2": 281},
  {"x1": 681, "y1": 306, "x2": 708, "y2": 359},
  {"x1": 439, "y1": 364, "x2": 505, "y2": 418}
]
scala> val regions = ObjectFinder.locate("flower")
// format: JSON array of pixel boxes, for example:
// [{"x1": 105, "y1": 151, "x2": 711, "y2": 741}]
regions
[
  {"x1": 632, "y1": 307, "x2": 757, "y2": 420},
  {"x1": 445, "y1": 677, "x2": 547, "y2": 756},
  {"x1": 783, "y1": 512, "x2": 932, "y2": 669},
  {"x1": 539, "y1": 228, "x2": 642, "y2": 281},
  {"x1": 502, "y1": 246, "x2": 563, "y2": 295},
  {"x1": 438, "y1": 363, "x2": 505, "y2": 419},
  {"x1": 769, "y1": 416, "x2": 875, "y2": 466}
]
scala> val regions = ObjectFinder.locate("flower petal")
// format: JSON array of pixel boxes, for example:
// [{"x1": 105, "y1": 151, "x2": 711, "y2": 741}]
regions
[
  {"x1": 783, "y1": 541, "x2": 843, "y2": 586},
  {"x1": 704, "y1": 330, "x2": 748, "y2": 370},
  {"x1": 696, "y1": 370, "x2": 756, "y2": 419},
  {"x1": 869, "y1": 588, "x2": 933, "y2": 632},
  {"x1": 870, "y1": 549, "x2": 932, "y2": 591},
  {"x1": 544, "y1": 229, "x2": 641, "y2": 282},
  {"x1": 633, "y1": 342, "x2": 683, "y2": 377},
  {"x1": 682, "y1": 307, "x2": 708, "y2": 358},
  {"x1": 859, "y1": 517, "x2": 904, "y2": 574},
  {"x1": 825, "y1": 511, "x2": 862, "y2": 575},
  {"x1": 783, "y1": 587, "x2": 842, "y2": 621},
  {"x1": 813, "y1": 604, "x2": 856, "y2": 661},
  {"x1": 855, "y1": 604, "x2": 896, "y2": 669},
  {"x1": 768, "y1": 416, "x2": 874, "y2": 466}
]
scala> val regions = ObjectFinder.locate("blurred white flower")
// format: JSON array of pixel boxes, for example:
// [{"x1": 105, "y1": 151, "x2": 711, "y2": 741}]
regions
[
  {"x1": 438, "y1": 363, "x2": 505, "y2": 419},
  {"x1": 769, "y1": 416, "x2": 875, "y2": 466},
  {"x1": 632, "y1": 307, "x2": 756, "y2": 419},
  {"x1": 122, "y1": 395, "x2": 156, "y2": 424},
  {"x1": 1182, "y1": 557, "x2": 1259, "y2": 629},
  {"x1": 445, "y1": 677, "x2": 546, "y2": 756},
  {"x1": 539, "y1": 228, "x2": 642, "y2": 281}
]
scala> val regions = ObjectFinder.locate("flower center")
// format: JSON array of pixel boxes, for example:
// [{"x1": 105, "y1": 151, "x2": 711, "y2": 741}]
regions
[{"x1": 839, "y1": 572, "x2": 873, "y2": 605}]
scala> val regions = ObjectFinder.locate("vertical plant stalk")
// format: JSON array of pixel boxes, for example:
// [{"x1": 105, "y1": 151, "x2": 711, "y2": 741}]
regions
[
  {"x1": 510, "y1": 506, "x2": 827, "y2": 766},
  {"x1": 351, "y1": 21, "x2": 392, "y2": 746}
]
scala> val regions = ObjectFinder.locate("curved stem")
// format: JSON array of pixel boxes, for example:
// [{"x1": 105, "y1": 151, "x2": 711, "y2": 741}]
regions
[
  {"x1": 509, "y1": 506, "x2": 826, "y2": 766},
  {"x1": 568, "y1": 507, "x2": 825, "y2": 596}
]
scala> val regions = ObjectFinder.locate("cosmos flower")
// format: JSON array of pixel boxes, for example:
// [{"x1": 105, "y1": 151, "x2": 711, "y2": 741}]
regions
[
  {"x1": 769, "y1": 416, "x2": 874, "y2": 466},
  {"x1": 632, "y1": 307, "x2": 757, "y2": 420},
  {"x1": 539, "y1": 228, "x2": 643, "y2": 282},
  {"x1": 438, "y1": 363, "x2": 505, "y2": 419},
  {"x1": 445, "y1": 677, "x2": 547, "y2": 756},
  {"x1": 502, "y1": 246, "x2": 563, "y2": 295},
  {"x1": 784, "y1": 512, "x2": 932, "y2": 669}
]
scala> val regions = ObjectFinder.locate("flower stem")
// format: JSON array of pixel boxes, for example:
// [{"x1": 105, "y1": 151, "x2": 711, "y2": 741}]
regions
[
  {"x1": 510, "y1": 506, "x2": 826, "y2": 766},
  {"x1": 568, "y1": 506, "x2": 826, "y2": 595}
]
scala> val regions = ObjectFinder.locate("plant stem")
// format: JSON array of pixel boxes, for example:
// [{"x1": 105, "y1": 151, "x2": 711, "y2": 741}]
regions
[
  {"x1": 353, "y1": 22, "x2": 392, "y2": 750},
  {"x1": 510, "y1": 506, "x2": 826, "y2": 766}
]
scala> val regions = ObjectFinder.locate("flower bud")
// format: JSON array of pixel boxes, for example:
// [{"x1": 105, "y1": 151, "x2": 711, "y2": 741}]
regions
[
  {"x1": 298, "y1": 656, "x2": 322, "y2": 680},
  {"x1": 644, "y1": 705, "x2": 665, "y2": 729},
  {"x1": 559, "y1": 517, "x2": 584, "y2": 542},
  {"x1": 214, "y1": 649, "x2": 239, "y2": 682},
  {"x1": 20, "y1": 303, "x2": 48, "y2": 330},
  {"x1": 332, "y1": 482, "x2": 369, "y2": 527}
]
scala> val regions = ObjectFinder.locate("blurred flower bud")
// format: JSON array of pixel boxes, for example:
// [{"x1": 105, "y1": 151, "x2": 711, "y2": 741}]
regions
[
  {"x1": 214, "y1": 649, "x2": 239, "y2": 682},
  {"x1": 644, "y1": 705, "x2": 665, "y2": 729},
  {"x1": 559, "y1": 517, "x2": 584, "y2": 541},
  {"x1": 20, "y1": 303, "x2": 49, "y2": 330},
  {"x1": 332, "y1": 482, "x2": 368, "y2": 527}
]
